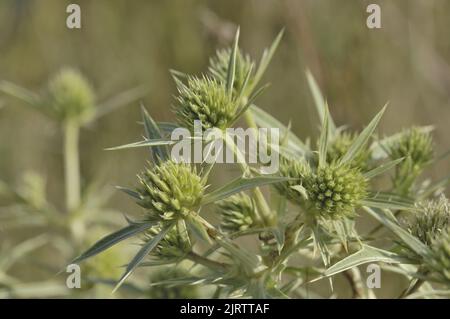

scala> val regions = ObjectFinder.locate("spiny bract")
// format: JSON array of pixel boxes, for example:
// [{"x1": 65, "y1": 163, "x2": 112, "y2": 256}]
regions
[
  {"x1": 275, "y1": 156, "x2": 311, "y2": 205},
  {"x1": 305, "y1": 164, "x2": 367, "y2": 219},
  {"x1": 408, "y1": 195, "x2": 450, "y2": 246},
  {"x1": 143, "y1": 226, "x2": 191, "y2": 258},
  {"x1": 43, "y1": 68, "x2": 95, "y2": 123},
  {"x1": 209, "y1": 48, "x2": 254, "y2": 96},
  {"x1": 218, "y1": 193, "x2": 258, "y2": 233},
  {"x1": 174, "y1": 75, "x2": 238, "y2": 130},
  {"x1": 137, "y1": 160, "x2": 205, "y2": 221}
]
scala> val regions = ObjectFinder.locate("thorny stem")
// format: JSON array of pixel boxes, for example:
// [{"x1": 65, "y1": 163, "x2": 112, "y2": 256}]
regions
[{"x1": 63, "y1": 121, "x2": 81, "y2": 213}]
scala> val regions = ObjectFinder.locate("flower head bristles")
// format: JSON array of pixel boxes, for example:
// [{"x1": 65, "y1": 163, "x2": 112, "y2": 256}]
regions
[
  {"x1": 174, "y1": 75, "x2": 239, "y2": 131},
  {"x1": 218, "y1": 193, "x2": 259, "y2": 233},
  {"x1": 43, "y1": 68, "x2": 95, "y2": 124},
  {"x1": 143, "y1": 225, "x2": 191, "y2": 258},
  {"x1": 304, "y1": 164, "x2": 368, "y2": 219},
  {"x1": 425, "y1": 227, "x2": 450, "y2": 285},
  {"x1": 136, "y1": 160, "x2": 205, "y2": 221},
  {"x1": 275, "y1": 155, "x2": 311, "y2": 206},
  {"x1": 386, "y1": 127, "x2": 434, "y2": 191},
  {"x1": 325, "y1": 131, "x2": 371, "y2": 170},
  {"x1": 408, "y1": 195, "x2": 450, "y2": 246},
  {"x1": 209, "y1": 48, "x2": 254, "y2": 97}
]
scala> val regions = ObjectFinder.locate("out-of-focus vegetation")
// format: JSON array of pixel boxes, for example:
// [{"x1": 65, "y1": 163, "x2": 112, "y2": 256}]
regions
[{"x1": 0, "y1": 0, "x2": 449, "y2": 298}]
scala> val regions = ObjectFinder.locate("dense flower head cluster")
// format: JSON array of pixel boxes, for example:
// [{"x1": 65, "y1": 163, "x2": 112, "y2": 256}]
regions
[
  {"x1": 209, "y1": 48, "x2": 254, "y2": 96},
  {"x1": 174, "y1": 75, "x2": 238, "y2": 130},
  {"x1": 43, "y1": 68, "x2": 95, "y2": 123},
  {"x1": 218, "y1": 193, "x2": 258, "y2": 233},
  {"x1": 305, "y1": 164, "x2": 368, "y2": 219},
  {"x1": 137, "y1": 160, "x2": 205, "y2": 221},
  {"x1": 408, "y1": 196, "x2": 450, "y2": 246}
]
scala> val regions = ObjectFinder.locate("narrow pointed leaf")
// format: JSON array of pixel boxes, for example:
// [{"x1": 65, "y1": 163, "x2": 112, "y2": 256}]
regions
[
  {"x1": 113, "y1": 223, "x2": 174, "y2": 293},
  {"x1": 105, "y1": 138, "x2": 174, "y2": 151},
  {"x1": 363, "y1": 158, "x2": 404, "y2": 179},
  {"x1": 0, "y1": 81, "x2": 40, "y2": 106},
  {"x1": 363, "y1": 207, "x2": 430, "y2": 257},
  {"x1": 324, "y1": 245, "x2": 412, "y2": 277},
  {"x1": 71, "y1": 221, "x2": 156, "y2": 264},
  {"x1": 226, "y1": 27, "x2": 240, "y2": 94},
  {"x1": 141, "y1": 105, "x2": 170, "y2": 161},
  {"x1": 339, "y1": 104, "x2": 387, "y2": 165},
  {"x1": 201, "y1": 176, "x2": 291, "y2": 205},
  {"x1": 306, "y1": 69, "x2": 336, "y2": 134},
  {"x1": 318, "y1": 102, "x2": 330, "y2": 168}
]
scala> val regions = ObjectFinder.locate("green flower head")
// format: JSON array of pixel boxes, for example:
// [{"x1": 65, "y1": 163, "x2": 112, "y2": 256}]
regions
[
  {"x1": 43, "y1": 68, "x2": 95, "y2": 123},
  {"x1": 275, "y1": 155, "x2": 311, "y2": 206},
  {"x1": 325, "y1": 131, "x2": 371, "y2": 170},
  {"x1": 425, "y1": 227, "x2": 450, "y2": 285},
  {"x1": 387, "y1": 127, "x2": 434, "y2": 173},
  {"x1": 137, "y1": 160, "x2": 205, "y2": 221},
  {"x1": 408, "y1": 195, "x2": 450, "y2": 246},
  {"x1": 143, "y1": 225, "x2": 191, "y2": 259},
  {"x1": 218, "y1": 193, "x2": 259, "y2": 233},
  {"x1": 174, "y1": 75, "x2": 239, "y2": 130},
  {"x1": 305, "y1": 164, "x2": 368, "y2": 219},
  {"x1": 209, "y1": 48, "x2": 254, "y2": 97}
]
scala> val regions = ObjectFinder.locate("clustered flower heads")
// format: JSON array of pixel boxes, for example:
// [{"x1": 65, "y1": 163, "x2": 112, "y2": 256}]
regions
[
  {"x1": 209, "y1": 48, "x2": 254, "y2": 96},
  {"x1": 43, "y1": 68, "x2": 95, "y2": 123},
  {"x1": 174, "y1": 75, "x2": 239, "y2": 130},
  {"x1": 408, "y1": 195, "x2": 450, "y2": 246},
  {"x1": 305, "y1": 164, "x2": 368, "y2": 219},
  {"x1": 137, "y1": 160, "x2": 205, "y2": 221},
  {"x1": 218, "y1": 193, "x2": 259, "y2": 233}
]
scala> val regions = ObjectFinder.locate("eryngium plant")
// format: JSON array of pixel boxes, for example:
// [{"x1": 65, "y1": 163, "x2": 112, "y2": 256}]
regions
[{"x1": 71, "y1": 28, "x2": 450, "y2": 299}]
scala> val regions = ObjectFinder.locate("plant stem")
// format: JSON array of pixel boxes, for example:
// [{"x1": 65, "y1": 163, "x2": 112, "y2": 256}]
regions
[
  {"x1": 187, "y1": 251, "x2": 229, "y2": 273},
  {"x1": 63, "y1": 121, "x2": 81, "y2": 212}
]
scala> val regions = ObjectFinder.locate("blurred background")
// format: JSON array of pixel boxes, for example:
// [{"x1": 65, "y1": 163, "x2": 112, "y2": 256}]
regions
[{"x1": 0, "y1": 0, "x2": 449, "y2": 298}]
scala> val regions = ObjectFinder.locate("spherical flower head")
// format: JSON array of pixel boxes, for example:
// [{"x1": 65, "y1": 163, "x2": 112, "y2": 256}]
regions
[
  {"x1": 174, "y1": 75, "x2": 238, "y2": 131},
  {"x1": 44, "y1": 68, "x2": 95, "y2": 124},
  {"x1": 325, "y1": 131, "x2": 371, "y2": 170},
  {"x1": 387, "y1": 127, "x2": 434, "y2": 173},
  {"x1": 147, "y1": 268, "x2": 199, "y2": 299},
  {"x1": 275, "y1": 155, "x2": 311, "y2": 205},
  {"x1": 408, "y1": 195, "x2": 450, "y2": 246},
  {"x1": 209, "y1": 48, "x2": 254, "y2": 96},
  {"x1": 425, "y1": 227, "x2": 450, "y2": 285},
  {"x1": 137, "y1": 160, "x2": 205, "y2": 221},
  {"x1": 218, "y1": 193, "x2": 258, "y2": 233},
  {"x1": 305, "y1": 164, "x2": 368, "y2": 219},
  {"x1": 143, "y1": 226, "x2": 191, "y2": 258}
]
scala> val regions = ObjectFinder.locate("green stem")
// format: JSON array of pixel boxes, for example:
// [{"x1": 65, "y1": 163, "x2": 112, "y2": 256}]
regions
[
  {"x1": 63, "y1": 121, "x2": 81, "y2": 213},
  {"x1": 187, "y1": 251, "x2": 229, "y2": 273}
]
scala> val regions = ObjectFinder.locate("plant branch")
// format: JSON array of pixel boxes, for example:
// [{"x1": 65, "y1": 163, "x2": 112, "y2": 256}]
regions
[{"x1": 63, "y1": 121, "x2": 81, "y2": 212}]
